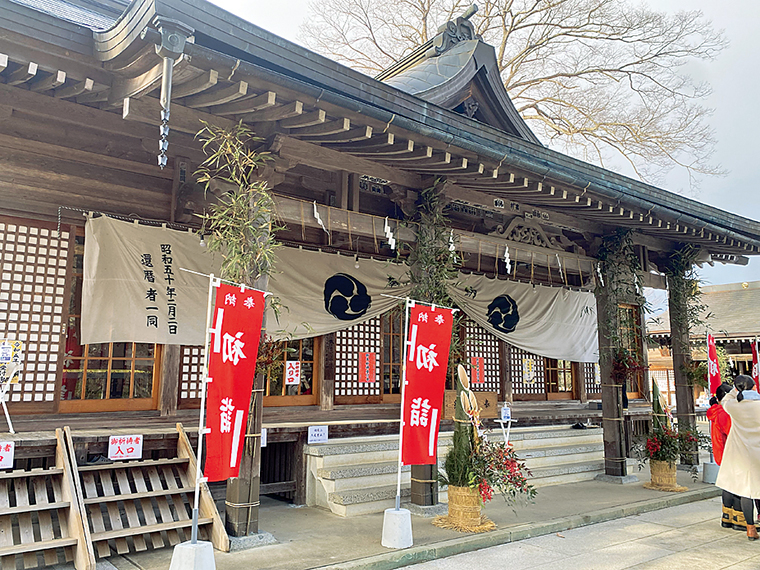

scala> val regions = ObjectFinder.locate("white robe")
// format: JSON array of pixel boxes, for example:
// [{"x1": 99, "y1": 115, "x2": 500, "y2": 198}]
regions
[{"x1": 715, "y1": 388, "x2": 760, "y2": 498}]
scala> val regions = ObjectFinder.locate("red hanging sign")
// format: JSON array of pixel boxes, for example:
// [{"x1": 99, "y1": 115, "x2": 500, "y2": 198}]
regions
[
  {"x1": 401, "y1": 303, "x2": 454, "y2": 466},
  {"x1": 470, "y1": 356, "x2": 485, "y2": 384},
  {"x1": 204, "y1": 283, "x2": 265, "y2": 482},
  {"x1": 358, "y1": 352, "x2": 376, "y2": 383},
  {"x1": 752, "y1": 340, "x2": 759, "y2": 390},
  {"x1": 707, "y1": 333, "x2": 721, "y2": 396}
]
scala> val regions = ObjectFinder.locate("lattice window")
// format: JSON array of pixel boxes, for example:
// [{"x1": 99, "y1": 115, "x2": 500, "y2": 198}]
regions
[
  {"x1": 335, "y1": 317, "x2": 381, "y2": 397},
  {"x1": 583, "y1": 362, "x2": 601, "y2": 397},
  {"x1": 464, "y1": 321, "x2": 501, "y2": 394},
  {"x1": 546, "y1": 359, "x2": 573, "y2": 394},
  {"x1": 0, "y1": 219, "x2": 68, "y2": 406},
  {"x1": 180, "y1": 346, "x2": 204, "y2": 402},
  {"x1": 508, "y1": 345, "x2": 546, "y2": 396}
]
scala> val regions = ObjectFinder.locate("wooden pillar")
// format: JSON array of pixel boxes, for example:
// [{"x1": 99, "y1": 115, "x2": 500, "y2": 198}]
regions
[
  {"x1": 499, "y1": 341, "x2": 512, "y2": 402},
  {"x1": 338, "y1": 171, "x2": 350, "y2": 211},
  {"x1": 667, "y1": 273, "x2": 698, "y2": 465},
  {"x1": 158, "y1": 344, "x2": 180, "y2": 416},
  {"x1": 410, "y1": 465, "x2": 437, "y2": 506},
  {"x1": 574, "y1": 362, "x2": 587, "y2": 403},
  {"x1": 319, "y1": 333, "x2": 336, "y2": 411},
  {"x1": 595, "y1": 285, "x2": 628, "y2": 477},
  {"x1": 349, "y1": 173, "x2": 360, "y2": 212}
]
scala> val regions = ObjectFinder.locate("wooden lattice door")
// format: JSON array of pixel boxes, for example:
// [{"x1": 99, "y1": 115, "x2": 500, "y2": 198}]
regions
[
  {"x1": 464, "y1": 321, "x2": 502, "y2": 398},
  {"x1": 0, "y1": 216, "x2": 69, "y2": 413},
  {"x1": 334, "y1": 317, "x2": 383, "y2": 405}
]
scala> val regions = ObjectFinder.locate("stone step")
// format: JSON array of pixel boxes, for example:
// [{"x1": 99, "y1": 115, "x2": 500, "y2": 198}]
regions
[
  {"x1": 306, "y1": 427, "x2": 603, "y2": 467},
  {"x1": 317, "y1": 461, "x2": 410, "y2": 481},
  {"x1": 520, "y1": 442, "x2": 604, "y2": 469},
  {"x1": 529, "y1": 460, "x2": 605, "y2": 483}
]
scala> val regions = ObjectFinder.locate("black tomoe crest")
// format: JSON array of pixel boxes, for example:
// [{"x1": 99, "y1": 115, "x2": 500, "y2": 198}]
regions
[
  {"x1": 486, "y1": 294, "x2": 520, "y2": 333},
  {"x1": 323, "y1": 273, "x2": 372, "y2": 320}
]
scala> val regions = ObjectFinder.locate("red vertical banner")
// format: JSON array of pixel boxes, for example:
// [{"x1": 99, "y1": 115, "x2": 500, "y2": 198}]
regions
[
  {"x1": 470, "y1": 356, "x2": 485, "y2": 384},
  {"x1": 358, "y1": 352, "x2": 376, "y2": 383},
  {"x1": 707, "y1": 333, "x2": 722, "y2": 396},
  {"x1": 204, "y1": 283, "x2": 265, "y2": 482},
  {"x1": 401, "y1": 303, "x2": 454, "y2": 466},
  {"x1": 752, "y1": 340, "x2": 759, "y2": 390}
]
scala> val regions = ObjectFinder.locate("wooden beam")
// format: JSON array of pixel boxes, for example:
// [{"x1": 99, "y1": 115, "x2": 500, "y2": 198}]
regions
[
  {"x1": 280, "y1": 109, "x2": 326, "y2": 128},
  {"x1": 344, "y1": 140, "x2": 415, "y2": 156},
  {"x1": 77, "y1": 88, "x2": 109, "y2": 104},
  {"x1": 0, "y1": 132, "x2": 172, "y2": 179},
  {"x1": 289, "y1": 117, "x2": 350, "y2": 136},
  {"x1": 29, "y1": 70, "x2": 66, "y2": 92},
  {"x1": 244, "y1": 100, "x2": 302, "y2": 122},
  {"x1": 213, "y1": 91, "x2": 277, "y2": 115},
  {"x1": 55, "y1": 78, "x2": 94, "y2": 99},
  {"x1": 182, "y1": 81, "x2": 248, "y2": 108},
  {"x1": 378, "y1": 146, "x2": 434, "y2": 162},
  {"x1": 6, "y1": 61, "x2": 38, "y2": 85},
  {"x1": 172, "y1": 69, "x2": 218, "y2": 98},
  {"x1": 271, "y1": 134, "x2": 422, "y2": 189},
  {"x1": 123, "y1": 96, "x2": 237, "y2": 134},
  {"x1": 306, "y1": 125, "x2": 372, "y2": 143}
]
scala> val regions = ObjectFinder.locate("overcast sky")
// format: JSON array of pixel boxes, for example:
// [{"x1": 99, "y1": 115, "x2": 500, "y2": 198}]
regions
[{"x1": 209, "y1": 0, "x2": 760, "y2": 287}]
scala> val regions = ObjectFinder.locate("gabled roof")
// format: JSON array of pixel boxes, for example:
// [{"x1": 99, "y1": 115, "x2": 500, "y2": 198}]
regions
[
  {"x1": 648, "y1": 281, "x2": 760, "y2": 339},
  {"x1": 377, "y1": 15, "x2": 540, "y2": 144}
]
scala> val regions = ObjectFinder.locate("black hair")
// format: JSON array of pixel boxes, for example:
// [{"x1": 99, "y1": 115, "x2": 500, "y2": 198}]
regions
[
  {"x1": 734, "y1": 375, "x2": 755, "y2": 402},
  {"x1": 716, "y1": 382, "x2": 733, "y2": 402}
]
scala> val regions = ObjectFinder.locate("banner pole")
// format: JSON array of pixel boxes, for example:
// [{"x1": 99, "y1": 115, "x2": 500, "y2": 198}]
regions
[
  {"x1": 191, "y1": 273, "x2": 217, "y2": 544},
  {"x1": 395, "y1": 298, "x2": 411, "y2": 511},
  {"x1": 0, "y1": 384, "x2": 14, "y2": 434}
]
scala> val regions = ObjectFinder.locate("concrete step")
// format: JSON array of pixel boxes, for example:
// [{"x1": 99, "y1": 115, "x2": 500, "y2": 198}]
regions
[
  {"x1": 327, "y1": 486, "x2": 410, "y2": 517},
  {"x1": 307, "y1": 426, "x2": 607, "y2": 517},
  {"x1": 520, "y1": 442, "x2": 604, "y2": 469},
  {"x1": 317, "y1": 461, "x2": 409, "y2": 481}
]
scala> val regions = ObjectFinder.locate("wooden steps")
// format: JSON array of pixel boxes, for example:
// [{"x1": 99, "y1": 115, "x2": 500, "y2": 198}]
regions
[
  {"x1": 0, "y1": 430, "x2": 93, "y2": 570},
  {"x1": 70, "y1": 424, "x2": 228, "y2": 560},
  {"x1": 0, "y1": 423, "x2": 229, "y2": 569}
]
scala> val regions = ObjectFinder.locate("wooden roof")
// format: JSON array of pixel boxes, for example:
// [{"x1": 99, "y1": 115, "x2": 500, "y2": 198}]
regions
[
  {"x1": 2, "y1": 0, "x2": 760, "y2": 262},
  {"x1": 648, "y1": 281, "x2": 760, "y2": 340}
]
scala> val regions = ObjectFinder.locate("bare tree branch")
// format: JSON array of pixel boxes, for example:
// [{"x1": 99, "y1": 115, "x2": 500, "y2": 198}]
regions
[{"x1": 299, "y1": 0, "x2": 727, "y2": 189}]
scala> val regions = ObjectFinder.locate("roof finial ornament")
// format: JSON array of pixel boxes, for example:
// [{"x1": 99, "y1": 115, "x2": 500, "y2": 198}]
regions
[{"x1": 429, "y1": 4, "x2": 482, "y2": 57}]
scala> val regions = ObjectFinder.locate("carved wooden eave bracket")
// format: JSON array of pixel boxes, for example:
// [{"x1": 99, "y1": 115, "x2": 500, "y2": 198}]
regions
[{"x1": 491, "y1": 217, "x2": 562, "y2": 251}]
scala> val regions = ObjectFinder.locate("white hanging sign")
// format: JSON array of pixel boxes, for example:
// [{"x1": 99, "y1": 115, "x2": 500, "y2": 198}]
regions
[
  {"x1": 594, "y1": 363, "x2": 601, "y2": 386},
  {"x1": 108, "y1": 434, "x2": 144, "y2": 461},
  {"x1": 261, "y1": 427, "x2": 267, "y2": 448},
  {"x1": 501, "y1": 405, "x2": 512, "y2": 422},
  {"x1": 0, "y1": 441, "x2": 14, "y2": 469},
  {"x1": 522, "y1": 358, "x2": 536, "y2": 384},
  {"x1": 307, "y1": 425, "x2": 328, "y2": 444},
  {"x1": 285, "y1": 361, "x2": 301, "y2": 386}
]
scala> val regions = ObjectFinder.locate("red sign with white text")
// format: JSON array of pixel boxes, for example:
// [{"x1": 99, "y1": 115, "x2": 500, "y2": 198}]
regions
[
  {"x1": 470, "y1": 356, "x2": 485, "y2": 384},
  {"x1": 204, "y1": 283, "x2": 265, "y2": 482},
  {"x1": 401, "y1": 303, "x2": 454, "y2": 465},
  {"x1": 358, "y1": 352, "x2": 376, "y2": 383},
  {"x1": 707, "y1": 333, "x2": 721, "y2": 395},
  {"x1": 752, "y1": 340, "x2": 759, "y2": 390}
]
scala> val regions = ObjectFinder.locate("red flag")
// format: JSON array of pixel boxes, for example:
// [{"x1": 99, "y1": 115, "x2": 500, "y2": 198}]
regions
[
  {"x1": 401, "y1": 303, "x2": 454, "y2": 466},
  {"x1": 204, "y1": 283, "x2": 265, "y2": 482},
  {"x1": 470, "y1": 356, "x2": 485, "y2": 384},
  {"x1": 707, "y1": 333, "x2": 721, "y2": 395},
  {"x1": 752, "y1": 340, "x2": 759, "y2": 390}
]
